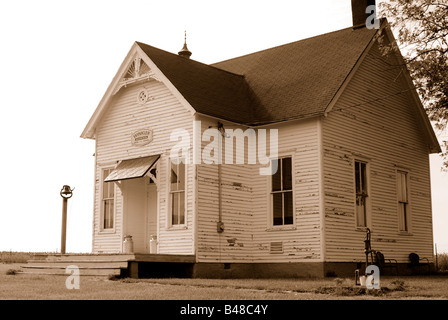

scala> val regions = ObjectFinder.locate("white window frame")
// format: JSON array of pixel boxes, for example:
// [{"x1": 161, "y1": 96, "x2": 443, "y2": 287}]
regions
[
  {"x1": 354, "y1": 159, "x2": 371, "y2": 230},
  {"x1": 100, "y1": 167, "x2": 116, "y2": 233},
  {"x1": 396, "y1": 169, "x2": 412, "y2": 234},
  {"x1": 168, "y1": 157, "x2": 187, "y2": 228},
  {"x1": 268, "y1": 155, "x2": 295, "y2": 228}
]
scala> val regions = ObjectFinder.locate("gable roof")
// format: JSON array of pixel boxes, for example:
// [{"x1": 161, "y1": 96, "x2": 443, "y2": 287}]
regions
[
  {"x1": 81, "y1": 20, "x2": 440, "y2": 153},
  {"x1": 136, "y1": 25, "x2": 378, "y2": 126},
  {"x1": 211, "y1": 25, "x2": 378, "y2": 125}
]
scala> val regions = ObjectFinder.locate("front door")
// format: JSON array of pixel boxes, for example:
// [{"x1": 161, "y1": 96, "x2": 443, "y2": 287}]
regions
[{"x1": 123, "y1": 177, "x2": 146, "y2": 253}]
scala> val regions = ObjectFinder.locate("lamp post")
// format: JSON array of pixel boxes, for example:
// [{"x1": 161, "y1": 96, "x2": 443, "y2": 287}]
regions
[{"x1": 60, "y1": 185, "x2": 74, "y2": 254}]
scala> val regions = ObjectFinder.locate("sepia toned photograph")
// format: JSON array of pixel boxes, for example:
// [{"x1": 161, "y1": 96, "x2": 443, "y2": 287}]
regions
[{"x1": 1, "y1": 0, "x2": 447, "y2": 314}]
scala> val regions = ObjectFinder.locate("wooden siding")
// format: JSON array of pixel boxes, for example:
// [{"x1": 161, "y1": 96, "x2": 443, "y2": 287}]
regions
[
  {"x1": 92, "y1": 78, "x2": 195, "y2": 255},
  {"x1": 196, "y1": 115, "x2": 322, "y2": 263},
  {"x1": 322, "y1": 40, "x2": 434, "y2": 263},
  {"x1": 195, "y1": 116, "x2": 255, "y2": 262},
  {"x1": 252, "y1": 119, "x2": 321, "y2": 263}
]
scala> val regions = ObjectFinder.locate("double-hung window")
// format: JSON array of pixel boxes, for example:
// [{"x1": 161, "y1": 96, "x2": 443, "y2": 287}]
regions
[
  {"x1": 271, "y1": 157, "x2": 293, "y2": 226},
  {"x1": 355, "y1": 160, "x2": 368, "y2": 228},
  {"x1": 397, "y1": 170, "x2": 409, "y2": 232},
  {"x1": 102, "y1": 168, "x2": 115, "y2": 230},
  {"x1": 170, "y1": 160, "x2": 186, "y2": 225}
]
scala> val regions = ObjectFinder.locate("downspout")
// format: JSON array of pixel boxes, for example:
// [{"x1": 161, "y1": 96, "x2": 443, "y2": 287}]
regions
[
  {"x1": 217, "y1": 122, "x2": 225, "y2": 233},
  {"x1": 318, "y1": 116, "x2": 326, "y2": 272},
  {"x1": 192, "y1": 116, "x2": 200, "y2": 259}
]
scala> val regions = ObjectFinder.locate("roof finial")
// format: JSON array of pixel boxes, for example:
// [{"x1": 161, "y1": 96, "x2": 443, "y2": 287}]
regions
[{"x1": 178, "y1": 30, "x2": 192, "y2": 59}]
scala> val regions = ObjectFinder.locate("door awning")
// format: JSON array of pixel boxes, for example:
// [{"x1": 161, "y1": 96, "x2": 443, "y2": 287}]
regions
[{"x1": 104, "y1": 155, "x2": 160, "y2": 182}]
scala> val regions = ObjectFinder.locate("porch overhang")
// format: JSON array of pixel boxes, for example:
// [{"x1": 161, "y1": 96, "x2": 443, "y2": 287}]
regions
[{"x1": 104, "y1": 155, "x2": 160, "y2": 182}]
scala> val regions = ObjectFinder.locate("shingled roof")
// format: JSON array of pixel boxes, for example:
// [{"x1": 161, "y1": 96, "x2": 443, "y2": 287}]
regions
[
  {"x1": 136, "y1": 42, "x2": 259, "y2": 124},
  {"x1": 137, "y1": 25, "x2": 378, "y2": 126}
]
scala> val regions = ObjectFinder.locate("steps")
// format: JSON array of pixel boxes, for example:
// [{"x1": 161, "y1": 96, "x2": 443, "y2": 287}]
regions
[{"x1": 20, "y1": 254, "x2": 133, "y2": 277}]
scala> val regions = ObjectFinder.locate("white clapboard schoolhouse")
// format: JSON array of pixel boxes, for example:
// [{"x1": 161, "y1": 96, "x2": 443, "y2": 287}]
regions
[{"x1": 77, "y1": 2, "x2": 441, "y2": 278}]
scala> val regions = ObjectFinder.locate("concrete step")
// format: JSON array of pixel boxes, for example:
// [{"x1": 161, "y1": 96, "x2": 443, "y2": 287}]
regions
[
  {"x1": 24, "y1": 261, "x2": 128, "y2": 269},
  {"x1": 20, "y1": 254, "x2": 131, "y2": 276},
  {"x1": 19, "y1": 267, "x2": 122, "y2": 276},
  {"x1": 37, "y1": 254, "x2": 135, "y2": 262}
]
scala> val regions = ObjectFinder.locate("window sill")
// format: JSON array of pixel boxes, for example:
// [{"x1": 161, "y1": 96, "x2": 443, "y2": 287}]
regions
[
  {"x1": 265, "y1": 226, "x2": 296, "y2": 232},
  {"x1": 398, "y1": 231, "x2": 413, "y2": 236},
  {"x1": 165, "y1": 225, "x2": 188, "y2": 231},
  {"x1": 99, "y1": 229, "x2": 116, "y2": 234}
]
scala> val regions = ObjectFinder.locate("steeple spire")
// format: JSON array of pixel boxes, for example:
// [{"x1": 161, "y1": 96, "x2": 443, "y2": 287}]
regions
[{"x1": 178, "y1": 31, "x2": 192, "y2": 59}]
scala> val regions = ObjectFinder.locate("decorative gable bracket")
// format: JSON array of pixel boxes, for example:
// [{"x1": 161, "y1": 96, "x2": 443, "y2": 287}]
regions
[{"x1": 113, "y1": 57, "x2": 162, "y2": 95}]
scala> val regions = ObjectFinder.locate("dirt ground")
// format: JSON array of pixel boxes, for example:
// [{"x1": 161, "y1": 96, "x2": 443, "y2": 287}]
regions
[{"x1": 1, "y1": 263, "x2": 448, "y2": 301}]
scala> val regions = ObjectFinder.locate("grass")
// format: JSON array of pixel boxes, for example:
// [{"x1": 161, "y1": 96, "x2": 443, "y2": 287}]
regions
[
  {"x1": 2, "y1": 263, "x2": 448, "y2": 300},
  {"x1": 0, "y1": 251, "x2": 63, "y2": 264},
  {"x1": 2, "y1": 251, "x2": 448, "y2": 300},
  {"x1": 0, "y1": 251, "x2": 36, "y2": 264}
]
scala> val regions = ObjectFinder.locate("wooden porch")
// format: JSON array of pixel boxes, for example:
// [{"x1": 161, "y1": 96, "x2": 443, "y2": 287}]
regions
[{"x1": 21, "y1": 253, "x2": 196, "y2": 278}]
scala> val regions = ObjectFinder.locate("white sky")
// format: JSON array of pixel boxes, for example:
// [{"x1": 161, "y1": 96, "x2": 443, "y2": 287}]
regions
[{"x1": 0, "y1": 0, "x2": 446, "y2": 254}]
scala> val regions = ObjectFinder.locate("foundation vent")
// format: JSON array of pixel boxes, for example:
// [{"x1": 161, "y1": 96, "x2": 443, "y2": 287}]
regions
[{"x1": 269, "y1": 242, "x2": 283, "y2": 253}]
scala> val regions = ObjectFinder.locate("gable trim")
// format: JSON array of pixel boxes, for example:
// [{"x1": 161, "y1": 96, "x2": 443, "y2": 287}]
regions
[
  {"x1": 324, "y1": 19, "x2": 441, "y2": 154},
  {"x1": 135, "y1": 45, "x2": 197, "y2": 116},
  {"x1": 381, "y1": 26, "x2": 441, "y2": 154},
  {"x1": 80, "y1": 42, "x2": 196, "y2": 140},
  {"x1": 324, "y1": 22, "x2": 383, "y2": 115}
]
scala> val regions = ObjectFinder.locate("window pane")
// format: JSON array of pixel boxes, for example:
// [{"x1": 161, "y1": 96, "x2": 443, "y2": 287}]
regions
[
  {"x1": 284, "y1": 191, "x2": 293, "y2": 225},
  {"x1": 273, "y1": 193, "x2": 283, "y2": 225},
  {"x1": 361, "y1": 162, "x2": 367, "y2": 194},
  {"x1": 403, "y1": 204, "x2": 408, "y2": 231},
  {"x1": 272, "y1": 159, "x2": 282, "y2": 191},
  {"x1": 355, "y1": 161, "x2": 367, "y2": 195},
  {"x1": 398, "y1": 203, "x2": 408, "y2": 231},
  {"x1": 103, "y1": 169, "x2": 110, "y2": 199},
  {"x1": 108, "y1": 182, "x2": 114, "y2": 199},
  {"x1": 397, "y1": 172, "x2": 403, "y2": 201},
  {"x1": 103, "y1": 182, "x2": 107, "y2": 199},
  {"x1": 103, "y1": 201, "x2": 109, "y2": 228},
  {"x1": 179, "y1": 192, "x2": 185, "y2": 224},
  {"x1": 397, "y1": 171, "x2": 408, "y2": 202},
  {"x1": 171, "y1": 163, "x2": 178, "y2": 191},
  {"x1": 282, "y1": 158, "x2": 292, "y2": 190},
  {"x1": 401, "y1": 173, "x2": 407, "y2": 202},
  {"x1": 355, "y1": 161, "x2": 368, "y2": 227},
  {"x1": 270, "y1": 159, "x2": 279, "y2": 176},
  {"x1": 172, "y1": 193, "x2": 178, "y2": 225},
  {"x1": 178, "y1": 162, "x2": 185, "y2": 191},
  {"x1": 102, "y1": 168, "x2": 115, "y2": 230},
  {"x1": 104, "y1": 199, "x2": 114, "y2": 229},
  {"x1": 355, "y1": 162, "x2": 361, "y2": 194},
  {"x1": 356, "y1": 195, "x2": 366, "y2": 227}
]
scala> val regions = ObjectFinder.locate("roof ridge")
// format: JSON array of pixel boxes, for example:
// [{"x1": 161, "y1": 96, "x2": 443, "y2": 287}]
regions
[
  {"x1": 211, "y1": 25, "x2": 374, "y2": 66},
  {"x1": 135, "y1": 41, "x2": 245, "y2": 78}
]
